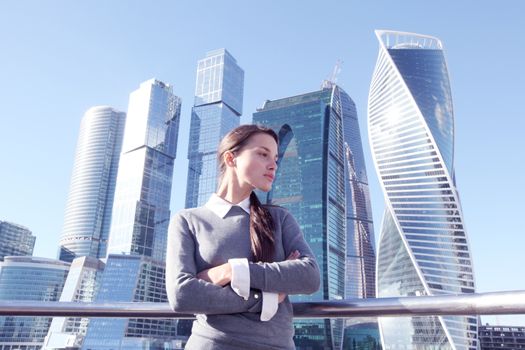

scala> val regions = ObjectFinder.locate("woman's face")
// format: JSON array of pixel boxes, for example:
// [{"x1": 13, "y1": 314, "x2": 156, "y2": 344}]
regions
[{"x1": 233, "y1": 133, "x2": 278, "y2": 192}]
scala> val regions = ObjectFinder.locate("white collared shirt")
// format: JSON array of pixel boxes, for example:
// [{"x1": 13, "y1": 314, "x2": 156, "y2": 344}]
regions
[
  {"x1": 205, "y1": 193, "x2": 251, "y2": 218},
  {"x1": 204, "y1": 193, "x2": 279, "y2": 321}
]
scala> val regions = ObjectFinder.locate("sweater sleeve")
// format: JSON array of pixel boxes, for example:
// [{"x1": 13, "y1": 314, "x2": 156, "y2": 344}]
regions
[
  {"x1": 248, "y1": 210, "x2": 321, "y2": 294},
  {"x1": 166, "y1": 212, "x2": 262, "y2": 315}
]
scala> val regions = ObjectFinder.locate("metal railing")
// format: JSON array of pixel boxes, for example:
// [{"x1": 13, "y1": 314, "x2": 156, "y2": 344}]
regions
[{"x1": 0, "y1": 290, "x2": 524, "y2": 319}]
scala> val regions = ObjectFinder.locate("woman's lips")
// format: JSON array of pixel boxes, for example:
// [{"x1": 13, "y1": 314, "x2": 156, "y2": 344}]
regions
[{"x1": 264, "y1": 174, "x2": 274, "y2": 181}]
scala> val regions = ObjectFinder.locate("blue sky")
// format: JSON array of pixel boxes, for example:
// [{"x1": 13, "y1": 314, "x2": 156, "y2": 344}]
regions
[{"x1": 1, "y1": 1, "x2": 524, "y2": 325}]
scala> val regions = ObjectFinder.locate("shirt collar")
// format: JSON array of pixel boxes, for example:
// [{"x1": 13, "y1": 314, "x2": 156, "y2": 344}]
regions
[{"x1": 205, "y1": 193, "x2": 251, "y2": 218}]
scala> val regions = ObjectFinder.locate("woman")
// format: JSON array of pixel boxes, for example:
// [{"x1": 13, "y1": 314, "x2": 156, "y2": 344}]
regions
[{"x1": 166, "y1": 124, "x2": 320, "y2": 349}]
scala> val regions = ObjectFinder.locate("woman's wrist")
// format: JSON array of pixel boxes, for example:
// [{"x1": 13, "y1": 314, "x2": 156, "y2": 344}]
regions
[
  {"x1": 221, "y1": 262, "x2": 232, "y2": 285},
  {"x1": 196, "y1": 263, "x2": 232, "y2": 286}
]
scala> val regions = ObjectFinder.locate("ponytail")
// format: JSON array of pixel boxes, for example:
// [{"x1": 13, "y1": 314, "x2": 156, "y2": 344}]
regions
[{"x1": 249, "y1": 192, "x2": 275, "y2": 262}]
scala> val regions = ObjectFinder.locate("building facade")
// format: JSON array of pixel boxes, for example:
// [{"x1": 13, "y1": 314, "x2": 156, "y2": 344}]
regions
[
  {"x1": 479, "y1": 324, "x2": 525, "y2": 350},
  {"x1": 43, "y1": 256, "x2": 105, "y2": 349},
  {"x1": 185, "y1": 49, "x2": 244, "y2": 208},
  {"x1": 58, "y1": 106, "x2": 126, "y2": 262},
  {"x1": 0, "y1": 221, "x2": 35, "y2": 260},
  {"x1": 368, "y1": 30, "x2": 477, "y2": 349},
  {"x1": 253, "y1": 84, "x2": 375, "y2": 350},
  {"x1": 342, "y1": 320, "x2": 382, "y2": 350},
  {"x1": 83, "y1": 79, "x2": 181, "y2": 349},
  {"x1": 82, "y1": 255, "x2": 182, "y2": 350},
  {"x1": 0, "y1": 256, "x2": 69, "y2": 350}
]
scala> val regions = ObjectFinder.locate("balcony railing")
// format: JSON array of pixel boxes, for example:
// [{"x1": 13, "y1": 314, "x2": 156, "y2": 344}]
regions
[{"x1": 0, "y1": 290, "x2": 524, "y2": 319}]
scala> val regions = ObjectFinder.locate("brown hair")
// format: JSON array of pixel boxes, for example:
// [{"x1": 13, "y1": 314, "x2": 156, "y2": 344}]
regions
[{"x1": 217, "y1": 124, "x2": 278, "y2": 262}]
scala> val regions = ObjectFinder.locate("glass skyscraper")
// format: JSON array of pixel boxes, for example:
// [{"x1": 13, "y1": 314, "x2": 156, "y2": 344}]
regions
[
  {"x1": 253, "y1": 84, "x2": 375, "y2": 350},
  {"x1": 106, "y1": 79, "x2": 180, "y2": 262},
  {"x1": 83, "y1": 79, "x2": 182, "y2": 349},
  {"x1": 58, "y1": 106, "x2": 126, "y2": 262},
  {"x1": 0, "y1": 256, "x2": 69, "y2": 349},
  {"x1": 185, "y1": 48, "x2": 244, "y2": 208},
  {"x1": 0, "y1": 220, "x2": 35, "y2": 260},
  {"x1": 368, "y1": 30, "x2": 477, "y2": 349}
]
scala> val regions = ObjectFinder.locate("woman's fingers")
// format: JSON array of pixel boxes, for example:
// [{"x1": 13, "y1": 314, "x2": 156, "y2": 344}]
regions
[
  {"x1": 196, "y1": 269, "x2": 212, "y2": 282},
  {"x1": 286, "y1": 250, "x2": 300, "y2": 260},
  {"x1": 278, "y1": 293, "x2": 287, "y2": 303}
]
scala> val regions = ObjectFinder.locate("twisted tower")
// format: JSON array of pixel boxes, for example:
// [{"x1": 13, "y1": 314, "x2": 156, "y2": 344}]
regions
[{"x1": 368, "y1": 30, "x2": 477, "y2": 349}]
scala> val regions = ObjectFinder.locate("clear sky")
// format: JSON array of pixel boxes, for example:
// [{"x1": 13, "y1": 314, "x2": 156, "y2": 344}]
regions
[{"x1": 1, "y1": 1, "x2": 524, "y2": 326}]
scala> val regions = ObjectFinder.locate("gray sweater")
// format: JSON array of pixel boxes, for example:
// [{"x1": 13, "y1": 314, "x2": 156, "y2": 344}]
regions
[{"x1": 166, "y1": 205, "x2": 320, "y2": 350}]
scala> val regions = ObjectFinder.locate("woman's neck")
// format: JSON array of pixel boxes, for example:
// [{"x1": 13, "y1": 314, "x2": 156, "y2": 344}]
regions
[{"x1": 216, "y1": 177, "x2": 252, "y2": 204}]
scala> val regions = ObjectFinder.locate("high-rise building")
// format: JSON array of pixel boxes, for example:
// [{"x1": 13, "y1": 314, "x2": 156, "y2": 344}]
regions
[
  {"x1": 0, "y1": 256, "x2": 69, "y2": 349},
  {"x1": 253, "y1": 84, "x2": 375, "y2": 350},
  {"x1": 368, "y1": 30, "x2": 477, "y2": 349},
  {"x1": 185, "y1": 48, "x2": 244, "y2": 208},
  {"x1": 106, "y1": 79, "x2": 180, "y2": 261},
  {"x1": 0, "y1": 220, "x2": 35, "y2": 260},
  {"x1": 43, "y1": 256, "x2": 105, "y2": 349},
  {"x1": 58, "y1": 106, "x2": 126, "y2": 262},
  {"x1": 83, "y1": 79, "x2": 181, "y2": 349}
]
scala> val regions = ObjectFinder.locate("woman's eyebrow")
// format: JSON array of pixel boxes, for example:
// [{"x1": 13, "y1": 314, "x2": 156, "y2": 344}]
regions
[
  {"x1": 258, "y1": 146, "x2": 278, "y2": 156},
  {"x1": 257, "y1": 146, "x2": 277, "y2": 157}
]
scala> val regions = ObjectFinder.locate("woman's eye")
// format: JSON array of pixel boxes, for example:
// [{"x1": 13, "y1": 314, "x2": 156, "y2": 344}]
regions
[{"x1": 259, "y1": 152, "x2": 268, "y2": 157}]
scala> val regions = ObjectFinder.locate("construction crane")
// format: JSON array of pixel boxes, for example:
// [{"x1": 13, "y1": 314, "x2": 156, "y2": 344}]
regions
[{"x1": 321, "y1": 59, "x2": 343, "y2": 89}]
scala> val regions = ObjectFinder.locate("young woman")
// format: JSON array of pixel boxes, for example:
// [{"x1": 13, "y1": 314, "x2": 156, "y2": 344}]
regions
[{"x1": 166, "y1": 124, "x2": 320, "y2": 349}]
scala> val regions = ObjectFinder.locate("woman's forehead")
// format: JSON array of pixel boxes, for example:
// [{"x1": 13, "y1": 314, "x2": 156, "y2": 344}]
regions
[{"x1": 244, "y1": 133, "x2": 277, "y2": 150}]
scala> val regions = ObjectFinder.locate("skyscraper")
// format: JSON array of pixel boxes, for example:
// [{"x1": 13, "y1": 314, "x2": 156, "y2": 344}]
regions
[
  {"x1": 0, "y1": 220, "x2": 35, "y2": 260},
  {"x1": 253, "y1": 84, "x2": 375, "y2": 350},
  {"x1": 58, "y1": 106, "x2": 126, "y2": 262},
  {"x1": 83, "y1": 79, "x2": 181, "y2": 349},
  {"x1": 0, "y1": 257, "x2": 69, "y2": 349},
  {"x1": 106, "y1": 79, "x2": 180, "y2": 261},
  {"x1": 185, "y1": 49, "x2": 244, "y2": 208},
  {"x1": 368, "y1": 30, "x2": 477, "y2": 349}
]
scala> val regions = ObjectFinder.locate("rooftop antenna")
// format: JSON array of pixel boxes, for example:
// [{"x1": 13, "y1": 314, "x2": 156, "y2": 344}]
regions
[{"x1": 321, "y1": 59, "x2": 343, "y2": 89}]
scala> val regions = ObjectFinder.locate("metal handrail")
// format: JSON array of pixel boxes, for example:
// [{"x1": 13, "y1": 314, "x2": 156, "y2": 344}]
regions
[{"x1": 0, "y1": 290, "x2": 524, "y2": 319}]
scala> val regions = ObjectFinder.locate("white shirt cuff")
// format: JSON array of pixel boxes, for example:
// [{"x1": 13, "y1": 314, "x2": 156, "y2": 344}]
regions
[
  {"x1": 228, "y1": 258, "x2": 250, "y2": 300},
  {"x1": 260, "y1": 292, "x2": 279, "y2": 321}
]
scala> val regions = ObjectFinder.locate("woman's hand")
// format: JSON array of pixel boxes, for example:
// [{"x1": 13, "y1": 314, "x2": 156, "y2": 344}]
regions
[
  {"x1": 196, "y1": 249, "x2": 301, "y2": 295},
  {"x1": 197, "y1": 263, "x2": 232, "y2": 286},
  {"x1": 278, "y1": 250, "x2": 301, "y2": 303}
]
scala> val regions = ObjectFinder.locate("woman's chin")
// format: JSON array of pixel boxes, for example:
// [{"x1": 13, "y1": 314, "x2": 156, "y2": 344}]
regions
[{"x1": 257, "y1": 185, "x2": 272, "y2": 192}]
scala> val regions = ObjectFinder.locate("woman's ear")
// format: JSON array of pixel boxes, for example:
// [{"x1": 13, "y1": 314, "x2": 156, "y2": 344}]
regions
[{"x1": 224, "y1": 151, "x2": 236, "y2": 168}]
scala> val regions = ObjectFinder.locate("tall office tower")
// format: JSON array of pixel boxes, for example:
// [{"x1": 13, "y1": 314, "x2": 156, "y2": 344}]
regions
[
  {"x1": 0, "y1": 220, "x2": 35, "y2": 260},
  {"x1": 106, "y1": 79, "x2": 180, "y2": 261},
  {"x1": 83, "y1": 79, "x2": 181, "y2": 349},
  {"x1": 43, "y1": 256, "x2": 105, "y2": 349},
  {"x1": 369, "y1": 30, "x2": 477, "y2": 349},
  {"x1": 253, "y1": 84, "x2": 375, "y2": 350},
  {"x1": 185, "y1": 48, "x2": 244, "y2": 208},
  {"x1": 58, "y1": 106, "x2": 126, "y2": 262},
  {"x1": 0, "y1": 257, "x2": 69, "y2": 349}
]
